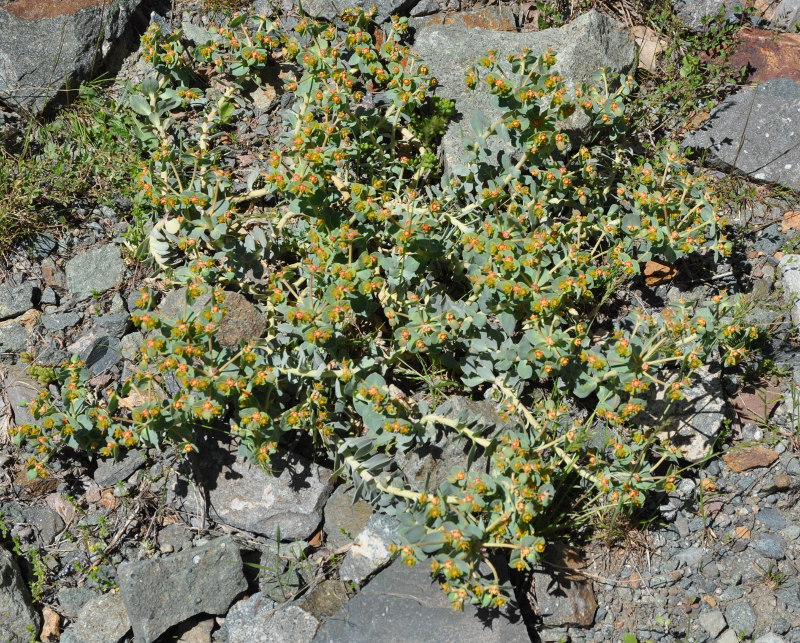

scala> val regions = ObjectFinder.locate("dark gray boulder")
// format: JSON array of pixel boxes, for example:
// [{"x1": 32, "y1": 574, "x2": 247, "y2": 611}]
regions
[
  {"x1": 0, "y1": 0, "x2": 150, "y2": 114},
  {"x1": 118, "y1": 536, "x2": 246, "y2": 643},
  {"x1": 0, "y1": 546, "x2": 42, "y2": 642},
  {"x1": 683, "y1": 79, "x2": 800, "y2": 191},
  {"x1": 312, "y1": 560, "x2": 530, "y2": 643},
  {"x1": 0, "y1": 280, "x2": 35, "y2": 321}
]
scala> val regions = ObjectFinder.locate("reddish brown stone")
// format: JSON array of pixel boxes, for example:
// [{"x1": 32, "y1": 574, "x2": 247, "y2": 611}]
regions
[
  {"x1": 643, "y1": 259, "x2": 677, "y2": 286},
  {"x1": 732, "y1": 382, "x2": 783, "y2": 423},
  {"x1": 5, "y1": 0, "x2": 107, "y2": 21},
  {"x1": 727, "y1": 28, "x2": 800, "y2": 84},
  {"x1": 722, "y1": 445, "x2": 779, "y2": 472}
]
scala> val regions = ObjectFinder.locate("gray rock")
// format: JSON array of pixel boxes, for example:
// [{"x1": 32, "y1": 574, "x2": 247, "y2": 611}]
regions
[
  {"x1": 41, "y1": 311, "x2": 80, "y2": 331},
  {"x1": 57, "y1": 586, "x2": 99, "y2": 619},
  {"x1": 410, "y1": 0, "x2": 439, "y2": 16},
  {"x1": 780, "y1": 254, "x2": 800, "y2": 324},
  {"x1": 339, "y1": 514, "x2": 399, "y2": 585},
  {"x1": 412, "y1": 11, "x2": 635, "y2": 170},
  {"x1": 756, "y1": 635, "x2": 787, "y2": 643},
  {"x1": 28, "y1": 233, "x2": 58, "y2": 260},
  {"x1": 725, "y1": 600, "x2": 757, "y2": 637},
  {"x1": 752, "y1": 532, "x2": 787, "y2": 560},
  {"x1": 653, "y1": 368, "x2": 726, "y2": 462},
  {"x1": 118, "y1": 536, "x2": 247, "y2": 643},
  {"x1": 168, "y1": 441, "x2": 333, "y2": 540},
  {"x1": 0, "y1": 280, "x2": 34, "y2": 321},
  {"x1": 756, "y1": 507, "x2": 787, "y2": 531},
  {"x1": 94, "y1": 449, "x2": 146, "y2": 487},
  {"x1": 770, "y1": 0, "x2": 800, "y2": 30},
  {"x1": 60, "y1": 592, "x2": 131, "y2": 643},
  {"x1": 22, "y1": 505, "x2": 64, "y2": 546},
  {"x1": 218, "y1": 593, "x2": 319, "y2": 643},
  {"x1": 699, "y1": 608, "x2": 727, "y2": 638},
  {"x1": 312, "y1": 561, "x2": 530, "y2": 642},
  {"x1": 323, "y1": 485, "x2": 374, "y2": 550},
  {"x1": 671, "y1": 0, "x2": 743, "y2": 30},
  {"x1": 2, "y1": 366, "x2": 41, "y2": 425},
  {"x1": 0, "y1": 546, "x2": 42, "y2": 642},
  {"x1": 181, "y1": 21, "x2": 214, "y2": 44},
  {"x1": 82, "y1": 335, "x2": 122, "y2": 375},
  {"x1": 675, "y1": 546, "x2": 705, "y2": 567},
  {"x1": 0, "y1": 320, "x2": 30, "y2": 357},
  {"x1": 65, "y1": 245, "x2": 125, "y2": 301},
  {"x1": 157, "y1": 523, "x2": 193, "y2": 553},
  {"x1": 0, "y1": 0, "x2": 148, "y2": 114},
  {"x1": 120, "y1": 331, "x2": 143, "y2": 361},
  {"x1": 97, "y1": 310, "x2": 131, "y2": 338},
  {"x1": 395, "y1": 395, "x2": 515, "y2": 491},
  {"x1": 684, "y1": 80, "x2": 800, "y2": 191},
  {"x1": 718, "y1": 631, "x2": 740, "y2": 643},
  {"x1": 215, "y1": 592, "x2": 277, "y2": 643},
  {"x1": 774, "y1": 617, "x2": 792, "y2": 635},
  {"x1": 158, "y1": 288, "x2": 264, "y2": 347},
  {"x1": 300, "y1": 0, "x2": 418, "y2": 22}
]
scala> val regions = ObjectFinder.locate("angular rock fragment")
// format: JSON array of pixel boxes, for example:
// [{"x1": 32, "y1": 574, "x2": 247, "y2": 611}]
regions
[
  {"x1": 65, "y1": 245, "x2": 125, "y2": 301},
  {"x1": 684, "y1": 80, "x2": 800, "y2": 190},
  {"x1": 168, "y1": 441, "x2": 333, "y2": 540},
  {"x1": 59, "y1": 592, "x2": 130, "y2": 643},
  {"x1": 313, "y1": 561, "x2": 529, "y2": 642},
  {"x1": 118, "y1": 536, "x2": 246, "y2": 643},
  {"x1": 0, "y1": 546, "x2": 42, "y2": 642}
]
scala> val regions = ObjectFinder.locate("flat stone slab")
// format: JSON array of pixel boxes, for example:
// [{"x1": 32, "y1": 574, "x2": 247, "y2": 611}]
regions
[
  {"x1": 65, "y1": 245, "x2": 125, "y2": 301},
  {"x1": 312, "y1": 561, "x2": 530, "y2": 643},
  {"x1": 683, "y1": 79, "x2": 800, "y2": 190},
  {"x1": 168, "y1": 441, "x2": 333, "y2": 540},
  {"x1": 118, "y1": 536, "x2": 246, "y2": 643}
]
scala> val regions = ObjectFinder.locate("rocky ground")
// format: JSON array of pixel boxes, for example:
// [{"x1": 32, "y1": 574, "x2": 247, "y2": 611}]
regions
[{"x1": 3, "y1": 0, "x2": 800, "y2": 642}]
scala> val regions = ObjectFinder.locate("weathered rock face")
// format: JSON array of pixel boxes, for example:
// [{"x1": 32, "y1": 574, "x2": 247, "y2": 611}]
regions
[
  {"x1": 527, "y1": 543, "x2": 597, "y2": 628},
  {"x1": 312, "y1": 560, "x2": 530, "y2": 642},
  {"x1": 219, "y1": 594, "x2": 321, "y2": 643},
  {"x1": 0, "y1": 0, "x2": 152, "y2": 113},
  {"x1": 650, "y1": 368, "x2": 727, "y2": 462},
  {"x1": 168, "y1": 440, "x2": 333, "y2": 540},
  {"x1": 59, "y1": 592, "x2": 131, "y2": 643},
  {"x1": 411, "y1": 10, "x2": 636, "y2": 170},
  {"x1": 118, "y1": 536, "x2": 246, "y2": 643},
  {"x1": 297, "y1": 0, "x2": 419, "y2": 23},
  {"x1": 672, "y1": 0, "x2": 800, "y2": 31},
  {"x1": 338, "y1": 514, "x2": 399, "y2": 586},
  {"x1": 725, "y1": 28, "x2": 800, "y2": 85},
  {"x1": 157, "y1": 288, "x2": 264, "y2": 348},
  {"x1": 0, "y1": 546, "x2": 42, "y2": 642},
  {"x1": 684, "y1": 80, "x2": 800, "y2": 191},
  {"x1": 65, "y1": 244, "x2": 126, "y2": 301}
]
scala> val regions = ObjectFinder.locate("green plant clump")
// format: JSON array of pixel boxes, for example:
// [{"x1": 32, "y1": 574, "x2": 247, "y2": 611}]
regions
[{"x1": 11, "y1": 9, "x2": 757, "y2": 609}]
